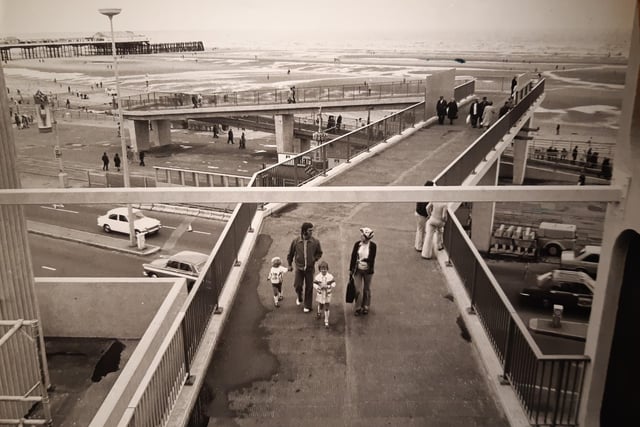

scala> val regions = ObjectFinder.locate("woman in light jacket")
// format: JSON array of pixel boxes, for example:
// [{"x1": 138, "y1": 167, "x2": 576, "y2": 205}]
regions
[
  {"x1": 349, "y1": 227, "x2": 377, "y2": 316},
  {"x1": 421, "y1": 202, "x2": 447, "y2": 259}
]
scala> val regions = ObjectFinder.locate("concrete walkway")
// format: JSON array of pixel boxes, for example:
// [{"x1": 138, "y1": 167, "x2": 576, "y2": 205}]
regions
[{"x1": 202, "y1": 120, "x2": 524, "y2": 426}]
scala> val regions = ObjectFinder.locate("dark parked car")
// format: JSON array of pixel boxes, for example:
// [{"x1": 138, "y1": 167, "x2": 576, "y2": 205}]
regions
[{"x1": 519, "y1": 270, "x2": 594, "y2": 313}]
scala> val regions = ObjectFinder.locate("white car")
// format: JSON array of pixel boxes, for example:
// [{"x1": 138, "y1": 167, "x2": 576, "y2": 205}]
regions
[
  {"x1": 143, "y1": 250, "x2": 209, "y2": 290},
  {"x1": 560, "y1": 245, "x2": 601, "y2": 278},
  {"x1": 97, "y1": 207, "x2": 161, "y2": 235},
  {"x1": 105, "y1": 87, "x2": 117, "y2": 96}
]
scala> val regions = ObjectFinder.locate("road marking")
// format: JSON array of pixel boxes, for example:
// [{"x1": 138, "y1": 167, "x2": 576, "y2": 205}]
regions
[
  {"x1": 40, "y1": 205, "x2": 79, "y2": 214},
  {"x1": 192, "y1": 230, "x2": 210, "y2": 235},
  {"x1": 161, "y1": 218, "x2": 192, "y2": 251},
  {"x1": 41, "y1": 265, "x2": 56, "y2": 271}
]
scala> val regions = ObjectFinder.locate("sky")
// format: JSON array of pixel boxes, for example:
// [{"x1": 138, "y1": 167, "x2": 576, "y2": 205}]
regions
[{"x1": 0, "y1": 0, "x2": 636, "y2": 37}]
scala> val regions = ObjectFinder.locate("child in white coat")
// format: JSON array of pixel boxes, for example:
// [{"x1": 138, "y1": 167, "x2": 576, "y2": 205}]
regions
[{"x1": 313, "y1": 261, "x2": 336, "y2": 328}]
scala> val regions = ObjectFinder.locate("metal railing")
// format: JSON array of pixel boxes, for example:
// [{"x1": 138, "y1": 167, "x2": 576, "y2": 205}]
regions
[
  {"x1": 153, "y1": 166, "x2": 251, "y2": 187},
  {"x1": 436, "y1": 80, "x2": 543, "y2": 186},
  {"x1": 434, "y1": 79, "x2": 589, "y2": 426},
  {"x1": 119, "y1": 78, "x2": 427, "y2": 110},
  {"x1": 0, "y1": 320, "x2": 51, "y2": 426},
  {"x1": 442, "y1": 209, "x2": 588, "y2": 426}
]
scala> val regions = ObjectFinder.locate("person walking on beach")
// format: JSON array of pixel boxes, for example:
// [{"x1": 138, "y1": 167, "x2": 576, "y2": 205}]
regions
[
  {"x1": 101, "y1": 152, "x2": 109, "y2": 171},
  {"x1": 267, "y1": 257, "x2": 289, "y2": 308},
  {"x1": 422, "y1": 202, "x2": 448, "y2": 259},
  {"x1": 313, "y1": 261, "x2": 336, "y2": 328},
  {"x1": 436, "y1": 96, "x2": 447, "y2": 125},
  {"x1": 227, "y1": 128, "x2": 234, "y2": 144},
  {"x1": 212, "y1": 124, "x2": 219, "y2": 139},
  {"x1": 415, "y1": 180, "x2": 434, "y2": 251},
  {"x1": 446, "y1": 98, "x2": 458, "y2": 125},
  {"x1": 556, "y1": 123, "x2": 561, "y2": 135},
  {"x1": 113, "y1": 153, "x2": 121, "y2": 172},
  {"x1": 287, "y1": 222, "x2": 323, "y2": 313},
  {"x1": 239, "y1": 131, "x2": 246, "y2": 149},
  {"x1": 349, "y1": 227, "x2": 377, "y2": 316},
  {"x1": 139, "y1": 150, "x2": 146, "y2": 167}
]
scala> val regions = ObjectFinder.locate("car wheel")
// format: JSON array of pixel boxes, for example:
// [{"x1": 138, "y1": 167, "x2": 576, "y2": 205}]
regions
[
  {"x1": 103, "y1": 224, "x2": 111, "y2": 233},
  {"x1": 149, "y1": 273, "x2": 158, "y2": 278},
  {"x1": 545, "y1": 244, "x2": 561, "y2": 257}
]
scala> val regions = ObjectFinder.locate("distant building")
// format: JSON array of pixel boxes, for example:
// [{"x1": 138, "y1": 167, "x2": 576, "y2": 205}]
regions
[{"x1": 91, "y1": 31, "x2": 149, "y2": 42}]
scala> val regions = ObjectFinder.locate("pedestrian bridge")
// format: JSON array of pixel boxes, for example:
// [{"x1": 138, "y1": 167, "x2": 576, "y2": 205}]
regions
[{"x1": 119, "y1": 78, "x2": 452, "y2": 157}]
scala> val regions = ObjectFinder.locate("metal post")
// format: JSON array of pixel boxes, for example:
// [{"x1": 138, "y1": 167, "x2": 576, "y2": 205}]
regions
[{"x1": 100, "y1": 8, "x2": 136, "y2": 246}]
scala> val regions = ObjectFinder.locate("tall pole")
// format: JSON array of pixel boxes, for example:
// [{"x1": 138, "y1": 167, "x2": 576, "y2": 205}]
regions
[{"x1": 101, "y1": 8, "x2": 136, "y2": 246}]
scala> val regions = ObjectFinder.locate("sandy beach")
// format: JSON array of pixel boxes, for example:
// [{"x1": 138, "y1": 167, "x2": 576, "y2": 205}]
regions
[{"x1": 4, "y1": 48, "x2": 626, "y2": 189}]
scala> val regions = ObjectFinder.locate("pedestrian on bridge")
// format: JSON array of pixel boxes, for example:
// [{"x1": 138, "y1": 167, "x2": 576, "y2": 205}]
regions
[
  {"x1": 350, "y1": 227, "x2": 377, "y2": 316},
  {"x1": 415, "y1": 180, "x2": 434, "y2": 251},
  {"x1": 287, "y1": 222, "x2": 323, "y2": 313},
  {"x1": 436, "y1": 96, "x2": 447, "y2": 125},
  {"x1": 446, "y1": 98, "x2": 458, "y2": 125},
  {"x1": 422, "y1": 202, "x2": 447, "y2": 259}
]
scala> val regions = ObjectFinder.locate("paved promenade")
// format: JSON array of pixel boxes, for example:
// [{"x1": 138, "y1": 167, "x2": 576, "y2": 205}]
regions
[{"x1": 202, "y1": 120, "x2": 525, "y2": 426}]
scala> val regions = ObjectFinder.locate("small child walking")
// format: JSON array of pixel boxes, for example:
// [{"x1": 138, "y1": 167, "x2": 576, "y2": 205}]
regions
[
  {"x1": 267, "y1": 257, "x2": 288, "y2": 307},
  {"x1": 313, "y1": 261, "x2": 336, "y2": 328}
]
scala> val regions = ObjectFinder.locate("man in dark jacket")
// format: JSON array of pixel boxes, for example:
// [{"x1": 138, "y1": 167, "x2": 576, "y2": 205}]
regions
[
  {"x1": 436, "y1": 96, "x2": 447, "y2": 125},
  {"x1": 446, "y1": 98, "x2": 458, "y2": 125},
  {"x1": 287, "y1": 222, "x2": 323, "y2": 312}
]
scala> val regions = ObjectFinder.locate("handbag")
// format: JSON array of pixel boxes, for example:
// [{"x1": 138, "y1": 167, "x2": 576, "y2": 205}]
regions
[{"x1": 345, "y1": 274, "x2": 356, "y2": 303}]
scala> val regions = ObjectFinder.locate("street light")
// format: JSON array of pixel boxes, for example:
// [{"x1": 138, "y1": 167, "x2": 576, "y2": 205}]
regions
[{"x1": 99, "y1": 7, "x2": 136, "y2": 246}]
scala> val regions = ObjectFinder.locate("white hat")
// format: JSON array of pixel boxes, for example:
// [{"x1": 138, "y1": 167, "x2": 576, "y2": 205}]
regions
[
  {"x1": 271, "y1": 256, "x2": 281, "y2": 265},
  {"x1": 360, "y1": 227, "x2": 374, "y2": 239}
]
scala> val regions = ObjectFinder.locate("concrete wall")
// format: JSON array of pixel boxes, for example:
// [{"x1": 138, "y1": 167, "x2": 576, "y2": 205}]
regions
[
  {"x1": 89, "y1": 278, "x2": 188, "y2": 427},
  {"x1": 36, "y1": 278, "x2": 186, "y2": 339},
  {"x1": 425, "y1": 69, "x2": 456, "y2": 119}
]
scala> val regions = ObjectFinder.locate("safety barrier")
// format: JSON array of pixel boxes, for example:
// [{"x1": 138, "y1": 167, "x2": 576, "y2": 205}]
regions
[{"x1": 435, "y1": 79, "x2": 588, "y2": 426}]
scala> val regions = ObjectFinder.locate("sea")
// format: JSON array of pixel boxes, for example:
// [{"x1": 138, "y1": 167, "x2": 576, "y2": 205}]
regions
[{"x1": 1, "y1": 28, "x2": 631, "y2": 95}]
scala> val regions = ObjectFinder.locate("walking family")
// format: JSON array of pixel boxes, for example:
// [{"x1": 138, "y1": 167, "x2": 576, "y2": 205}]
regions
[{"x1": 266, "y1": 222, "x2": 377, "y2": 328}]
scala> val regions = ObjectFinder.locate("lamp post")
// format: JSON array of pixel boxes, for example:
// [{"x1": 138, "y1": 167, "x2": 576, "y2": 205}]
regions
[{"x1": 99, "y1": 8, "x2": 136, "y2": 246}]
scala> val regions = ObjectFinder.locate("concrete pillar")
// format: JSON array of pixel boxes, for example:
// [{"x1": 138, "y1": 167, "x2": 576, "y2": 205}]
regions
[
  {"x1": 424, "y1": 69, "x2": 456, "y2": 119},
  {"x1": 580, "y1": 3, "x2": 640, "y2": 426},
  {"x1": 154, "y1": 120, "x2": 172, "y2": 146},
  {"x1": 470, "y1": 161, "x2": 499, "y2": 253},
  {"x1": 133, "y1": 119, "x2": 150, "y2": 151},
  {"x1": 512, "y1": 117, "x2": 533, "y2": 185},
  {"x1": 275, "y1": 114, "x2": 295, "y2": 154},
  {"x1": 124, "y1": 119, "x2": 137, "y2": 151},
  {"x1": 0, "y1": 62, "x2": 51, "y2": 418}
]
